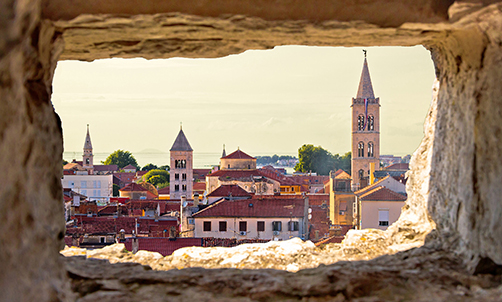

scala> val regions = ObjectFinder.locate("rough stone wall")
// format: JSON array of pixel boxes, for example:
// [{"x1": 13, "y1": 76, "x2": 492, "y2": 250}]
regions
[
  {"x1": 426, "y1": 4, "x2": 502, "y2": 272},
  {"x1": 2, "y1": 0, "x2": 502, "y2": 300},
  {"x1": 0, "y1": 1, "x2": 69, "y2": 301}
]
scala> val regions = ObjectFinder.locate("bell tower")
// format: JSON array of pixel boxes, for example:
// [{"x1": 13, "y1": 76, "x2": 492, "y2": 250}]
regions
[
  {"x1": 169, "y1": 124, "x2": 193, "y2": 200},
  {"x1": 351, "y1": 51, "x2": 380, "y2": 191},
  {"x1": 83, "y1": 124, "x2": 94, "y2": 173}
]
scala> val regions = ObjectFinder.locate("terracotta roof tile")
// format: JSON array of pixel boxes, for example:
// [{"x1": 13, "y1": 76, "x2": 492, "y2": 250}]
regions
[
  {"x1": 120, "y1": 183, "x2": 148, "y2": 192},
  {"x1": 221, "y1": 149, "x2": 254, "y2": 160},
  {"x1": 193, "y1": 197, "x2": 305, "y2": 218},
  {"x1": 359, "y1": 186, "x2": 407, "y2": 202},
  {"x1": 94, "y1": 164, "x2": 118, "y2": 172}
]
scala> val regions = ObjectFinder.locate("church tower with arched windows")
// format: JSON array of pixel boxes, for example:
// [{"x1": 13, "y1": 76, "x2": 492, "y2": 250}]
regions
[
  {"x1": 351, "y1": 53, "x2": 380, "y2": 190},
  {"x1": 82, "y1": 124, "x2": 94, "y2": 173},
  {"x1": 170, "y1": 125, "x2": 193, "y2": 200}
]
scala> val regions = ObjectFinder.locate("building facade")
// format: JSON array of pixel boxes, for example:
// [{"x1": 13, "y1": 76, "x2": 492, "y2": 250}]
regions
[
  {"x1": 169, "y1": 127, "x2": 193, "y2": 200},
  {"x1": 351, "y1": 55, "x2": 380, "y2": 191},
  {"x1": 61, "y1": 174, "x2": 114, "y2": 203}
]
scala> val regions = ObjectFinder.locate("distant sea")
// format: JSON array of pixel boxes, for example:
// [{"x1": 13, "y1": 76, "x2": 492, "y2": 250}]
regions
[{"x1": 63, "y1": 151, "x2": 297, "y2": 173}]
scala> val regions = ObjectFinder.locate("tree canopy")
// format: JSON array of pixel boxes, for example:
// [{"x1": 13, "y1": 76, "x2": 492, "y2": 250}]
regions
[
  {"x1": 294, "y1": 145, "x2": 351, "y2": 175},
  {"x1": 158, "y1": 165, "x2": 170, "y2": 171},
  {"x1": 141, "y1": 163, "x2": 158, "y2": 171},
  {"x1": 102, "y1": 150, "x2": 139, "y2": 170},
  {"x1": 143, "y1": 169, "x2": 170, "y2": 188}
]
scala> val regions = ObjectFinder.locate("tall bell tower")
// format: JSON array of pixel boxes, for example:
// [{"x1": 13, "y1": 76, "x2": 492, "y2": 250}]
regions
[
  {"x1": 83, "y1": 124, "x2": 94, "y2": 174},
  {"x1": 169, "y1": 125, "x2": 193, "y2": 200},
  {"x1": 351, "y1": 51, "x2": 380, "y2": 190}
]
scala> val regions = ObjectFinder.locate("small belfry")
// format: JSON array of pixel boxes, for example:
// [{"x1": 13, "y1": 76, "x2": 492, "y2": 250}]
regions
[
  {"x1": 351, "y1": 51, "x2": 380, "y2": 191},
  {"x1": 169, "y1": 124, "x2": 193, "y2": 200},
  {"x1": 82, "y1": 124, "x2": 94, "y2": 173}
]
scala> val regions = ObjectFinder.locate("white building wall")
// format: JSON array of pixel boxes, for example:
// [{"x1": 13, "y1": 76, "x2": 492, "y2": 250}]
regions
[
  {"x1": 360, "y1": 201, "x2": 404, "y2": 230},
  {"x1": 194, "y1": 217, "x2": 304, "y2": 240},
  {"x1": 61, "y1": 174, "x2": 113, "y2": 202}
]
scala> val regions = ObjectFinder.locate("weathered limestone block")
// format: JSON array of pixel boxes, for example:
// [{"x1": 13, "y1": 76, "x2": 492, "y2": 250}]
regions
[
  {"x1": 425, "y1": 3, "x2": 502, "y2": 272},
  {"x1": 0, "y1": 1, "x2": 69, "y2": 301}
]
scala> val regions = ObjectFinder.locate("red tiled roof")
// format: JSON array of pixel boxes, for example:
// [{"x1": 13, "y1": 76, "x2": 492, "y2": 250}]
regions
[
  {"x1": 207, "y1": 184, "x2": 251, "y2": 197},
  {"x1": 192, "y1": 197, "x2": 305, "y2": 218},
  {"x1": 207, "y1": 169, "x2": 264, "y2": 179},
  {"x1": 385, "y1": 163, "x2": 409, "y2": 170},
  {"x1": 69, "y1": 216, "x2": 177, "y2": 235},
  {"x1": 123, "y1": 237, "x2": 203, "y2": 256},
  {"x1": 157, "y1": 186, "x2": 170, "y2": 194},
  {"x1": 354, "y1": 175, "x2": 393, "y2": 196},
  {"x1": 123, "y1": 164, "x2": 136, "y2": 170},
  {"x1": 94, "y1": 164, "x2": 118, "y2": 172},
  {"x1": 193, "y1": 182, "x2": 206, "y2": 191},
  {"x1": 359, "y1": 186, "x2": 407, "y2": 202},
  {"x1": 120, "y1": 183, "x2": 148, "y2": 192},
  {"x1": 221, "y1": 149, "x2": 255, "y2": 160},
  {"x1": 307, "y1": 194, "x2": 329, "y2": 206}
]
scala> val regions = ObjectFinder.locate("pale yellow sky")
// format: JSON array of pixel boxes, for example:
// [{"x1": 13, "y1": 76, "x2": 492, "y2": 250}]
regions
[{"x1": 52, "y1": 45, "x2": 435, "y2": 159}]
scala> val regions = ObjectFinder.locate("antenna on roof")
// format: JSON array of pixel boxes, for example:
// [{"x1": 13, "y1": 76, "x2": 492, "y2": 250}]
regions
[{"x1": 363, "y1": 49, "x2": 367, "y2": 58}]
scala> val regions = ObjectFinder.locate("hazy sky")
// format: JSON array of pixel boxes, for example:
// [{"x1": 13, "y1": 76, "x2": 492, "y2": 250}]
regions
[{"x1": 52, "y1": 45, "x2": 435, "y2": 159}]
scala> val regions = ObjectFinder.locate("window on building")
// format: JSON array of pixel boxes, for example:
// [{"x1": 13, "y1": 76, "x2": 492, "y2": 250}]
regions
[
  {"x1": 203, "y1": 221, "x2": 211, "y2": 231},
  {"x1": 272, "y1": 221, "x2": 282, "y2": 231},
  {"x1": 358, "y1": 142, "x2": 364, "y2": 157},
  {"x1": 228, "y1": 164, "x2": 230, "y2": 169},
  {"x1": 288, "y1": 221, "x2": 299, "y2": 231},
  {"x1": 81, "y1": 181, "x2": 87, "y2": 188},
  {"x1": 175, "y1": 160, "x2": 186, "y2": 169},
  {"x1": 357, "y1": 115, "x2": 365, "y2": 130},
  {"x1": 257, "y1": 221, "x2": 265, "y2": 232},
  {"x1": 358, "y1": 169, "x2": 364, "y2": 180},
  {"x1": 368, "y1": 142, "x2": 374, "y2": 157},
  {"x1": 248, "y1": 165, "x2": 251, "y2": 169},
  {"x1": 175, "y1": 173, "x2": 179, "y2": 180},
  {"x1": 182, "y1": 184, "x2": 187, "y2": 191},
  {"x1": 182, "y1": 173, "x2": 187, "y2": 181},
  {"x1": 239, "y1": 221, "x2": 247, "y2": 232},
  {"x1": 85, "y1": 158, "x2": 90, "y2": 164},
  {"x1": 219, "y1": 221, "x2": 227, "y2": 232},
  {"x1": 368, "y1": 115, "x2": 374, "y2": 131},
  {"x1": 81, "y1": 190, "x2": 87, "y2": 196},
  {"x1": 378, "y1": 209, "x2": 389, "y2": 226},
  {"x1": 100, "y1": 237, "x2": 105, "y2": 243},
  {"x1": 174, "y1": 185, "x2": 179, "y2": 192}
]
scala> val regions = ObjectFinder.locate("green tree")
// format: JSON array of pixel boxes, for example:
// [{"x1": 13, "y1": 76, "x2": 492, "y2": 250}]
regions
[
  {"x1": 141, "y1": 163, "x2": 158, "y2": 171},
  {"x1": 143, "y1": 169, "x2": 170, "y2": 187},
  {"x1": 102, "y1": 150, "x2": 139, "y2": 170},
  {"x1": 294, "y1": 144, "x2": 336, "y2": 175},
  {"x1": 335, "y1": 151, "x2": 351, "y2": 174},
  {"x1": 158, "y1": 165, "x2": 170, "y2": 171}
]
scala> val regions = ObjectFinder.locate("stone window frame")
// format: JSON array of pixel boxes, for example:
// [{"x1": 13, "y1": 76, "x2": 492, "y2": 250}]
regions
[
  {"x1": 219, "y1": 221, "x2": 227, "y2": 232},
  {"x1": 358, "y1": 142, "x2": 365, "y2": 157},
  {"x1": 367, "y1": 142, "x2": 374, "y2": 157},
  {"x1": 368, "y1": 115, "x2": 375, "y2": 131},
  {"x1": 203, "y1": 221, "x2": 211, "y2": 232}
]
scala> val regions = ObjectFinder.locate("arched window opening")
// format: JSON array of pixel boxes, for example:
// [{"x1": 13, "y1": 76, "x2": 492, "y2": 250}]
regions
[
  {"x1": 368, "y1": 142, "x2": 374, "y2": 157},
  {"x1": 368, "y1": 115, "x2": 374, "y2": 131},
  {"x1": 358, "y1": 142, "x2": 364, "y2": 157},
  {"x1": 357, "y1": 115, "x2": 365, "y2": 131},
  {"x1": 358, "y1": 169, "x2": 364, "y2": 180}
]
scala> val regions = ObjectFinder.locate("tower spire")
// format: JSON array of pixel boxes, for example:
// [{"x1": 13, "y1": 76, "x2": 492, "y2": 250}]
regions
[{"x1": 356, "y1": 53, "x2": 375, "y2": 99}]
